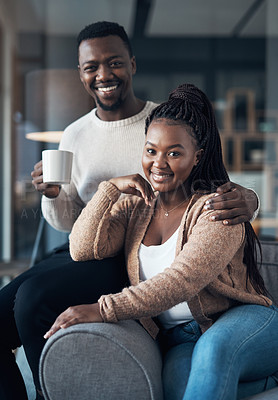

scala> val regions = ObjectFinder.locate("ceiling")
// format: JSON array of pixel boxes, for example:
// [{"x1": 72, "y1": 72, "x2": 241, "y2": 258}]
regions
[
  {"x1": 147, "y1": 0, "x2": 266, "y2": 37},
  {"x1": 15, "y1": 0, "x2": 276, "y2": 37},
  {"x1": 15, "y1": 0, "x2": 136, "y2": 35}
]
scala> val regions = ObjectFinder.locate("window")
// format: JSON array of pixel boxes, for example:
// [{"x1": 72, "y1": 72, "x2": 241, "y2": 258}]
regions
[{"x1": 1, "y1": 0, "x2": 278, "y2": 262}]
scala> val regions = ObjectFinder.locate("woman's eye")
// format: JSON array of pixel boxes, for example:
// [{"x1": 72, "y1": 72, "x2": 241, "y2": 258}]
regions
[
  {"x1": 146, "y1": 149, "x2": 155, "y2": 155},
  {"x1": 168, "y1": 151, "x2": 180, "y2": 157}
]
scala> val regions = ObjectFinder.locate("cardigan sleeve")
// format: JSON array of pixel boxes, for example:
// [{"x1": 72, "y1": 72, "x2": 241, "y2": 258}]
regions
[
  {"x1": 98, "y1": 209, "x2": 246, "y2": 323},
  {"x1": 69, "y1": 181, "x2": 131, "y2": 261}
]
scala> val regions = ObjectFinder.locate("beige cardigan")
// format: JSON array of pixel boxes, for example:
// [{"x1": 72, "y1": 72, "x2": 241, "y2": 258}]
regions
[{"x1": 70, "y1": 181, "x2": 271, "y2": 338}]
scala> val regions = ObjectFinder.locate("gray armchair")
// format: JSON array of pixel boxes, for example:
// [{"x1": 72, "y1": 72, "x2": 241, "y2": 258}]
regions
[{"x1": 39, "y1": 241, "x2": 278, "y2": 400}]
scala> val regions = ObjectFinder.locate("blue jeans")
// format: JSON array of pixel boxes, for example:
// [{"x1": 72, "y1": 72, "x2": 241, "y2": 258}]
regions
[{"x1": 159, "y1": 304, "x2": 278, "y2": 400}]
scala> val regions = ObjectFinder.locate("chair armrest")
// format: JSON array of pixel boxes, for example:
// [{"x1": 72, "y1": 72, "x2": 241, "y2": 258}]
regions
[{"x1": 39, "y1": 320, "x2": 163, "y2": 400}]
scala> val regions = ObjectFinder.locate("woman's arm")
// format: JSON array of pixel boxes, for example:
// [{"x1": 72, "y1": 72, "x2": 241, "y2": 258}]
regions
[
  {"x1": 45, "y1": 201, "x2": 245, "y2": 339},
  {"x1": 69, "y1": 181, "x2": 126, "y2": 261},
  {"x1": 45, "y1": 175, "x2": 154, "y2": 338},
  {"x1": 70, "y1": 175, "x2": 154, "y2": 261},
  {"x1": 98, "y1": 210, "x2": 245, "y2": 323}
]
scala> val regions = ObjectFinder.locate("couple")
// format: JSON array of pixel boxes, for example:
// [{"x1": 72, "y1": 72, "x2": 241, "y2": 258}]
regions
[{"x1": 0, "y1": 21, "x2": 277, "y2": 400}]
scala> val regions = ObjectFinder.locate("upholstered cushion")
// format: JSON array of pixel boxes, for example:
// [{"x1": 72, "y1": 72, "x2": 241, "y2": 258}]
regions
[
  {"x1": 259, "y1": 240, "x2": 278, "y2": 306},
  {"x1": 40, "y1": 320, "x2": 163, "y2": 400}
]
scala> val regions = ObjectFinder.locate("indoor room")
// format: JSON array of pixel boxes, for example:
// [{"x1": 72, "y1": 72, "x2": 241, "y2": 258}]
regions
[{"x1": 0, "y1": 1, "x2": 278, "y2": 399}]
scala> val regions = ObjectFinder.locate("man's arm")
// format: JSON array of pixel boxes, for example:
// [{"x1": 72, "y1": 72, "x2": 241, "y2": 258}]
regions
[
  {"x1": 31, "y1": 159, "x2": 84, "y2": 232},
  {"x1": 204, "y1": 181, "x2": 259, "y2": 225}
]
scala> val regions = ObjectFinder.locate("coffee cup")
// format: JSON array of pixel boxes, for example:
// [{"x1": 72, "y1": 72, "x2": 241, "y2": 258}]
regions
[{"x1": 42, "y1": 150, "x2": 73, "y2": 185}]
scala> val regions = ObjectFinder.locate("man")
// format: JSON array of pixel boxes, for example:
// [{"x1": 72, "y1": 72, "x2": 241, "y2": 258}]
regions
[{"x1": 0, "y1": 21, "x2": 258, "y2": 400}]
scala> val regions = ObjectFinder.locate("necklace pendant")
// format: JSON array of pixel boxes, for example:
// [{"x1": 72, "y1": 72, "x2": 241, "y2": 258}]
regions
[{"x1": 165, "y1": 212, "x2": 169, "y2": 217}]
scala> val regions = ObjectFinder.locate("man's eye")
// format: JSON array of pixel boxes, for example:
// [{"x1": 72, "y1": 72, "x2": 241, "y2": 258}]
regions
[
  {"x1": 146, "y1": 149, "x2": 155, "y2": 155},
  {"x1": 110, "y1": 61, "x2": 122, "y2": 67},
  {"x1": 84, "y1": 66, "x2": 97, "y2": 72}
]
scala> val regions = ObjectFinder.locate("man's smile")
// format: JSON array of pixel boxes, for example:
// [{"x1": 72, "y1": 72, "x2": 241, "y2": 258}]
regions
[
  {"x1": 93, "y1": 81, "x2": 121, "y2": 97},
  {"x1": 97, "y1": 85, "x2": 118, "y2": 93}
]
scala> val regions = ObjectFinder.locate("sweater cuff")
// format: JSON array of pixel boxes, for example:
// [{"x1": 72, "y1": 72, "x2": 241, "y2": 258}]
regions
[{"x1": 98, "y1": 295, "x2": 118, "y2": 323}]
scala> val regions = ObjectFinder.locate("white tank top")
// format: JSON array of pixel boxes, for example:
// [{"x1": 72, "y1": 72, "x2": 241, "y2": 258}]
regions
[{"x1": 138, "y1": 228, "x2": 193, "y2": 329}]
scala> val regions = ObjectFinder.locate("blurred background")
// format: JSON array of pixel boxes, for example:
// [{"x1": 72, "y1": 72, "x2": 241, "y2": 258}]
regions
[{"x1": 0, "y1": 0, "x2": 278, "y2": 268}]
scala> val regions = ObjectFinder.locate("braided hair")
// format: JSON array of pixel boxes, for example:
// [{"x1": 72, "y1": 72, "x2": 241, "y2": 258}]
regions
[
  {"x1": 146, "y1": 83, "x2": 229, "y2": 193},
  {"x1": 145, "y1": 83, "x2": 266, "y2": 296}
]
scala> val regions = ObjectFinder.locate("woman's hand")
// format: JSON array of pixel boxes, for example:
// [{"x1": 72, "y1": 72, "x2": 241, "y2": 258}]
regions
[
  {"x1": 44, "y1": 303, "x2": 103, "y2": 339},
  {"x1": 204, "y1": 181, "x2": 258, "y2": 225},
  {"x1": 109, "y1": 174, "x2": 155, "y2": 205}
]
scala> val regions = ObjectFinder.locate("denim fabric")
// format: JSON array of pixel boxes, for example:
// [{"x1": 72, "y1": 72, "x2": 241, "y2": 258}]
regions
[
  {"x1": 160, "y1": 305, "x2": 278, "y2": 400},
  {"x1": 158, "y1": 320, "x2": 201, "y2": 353}
]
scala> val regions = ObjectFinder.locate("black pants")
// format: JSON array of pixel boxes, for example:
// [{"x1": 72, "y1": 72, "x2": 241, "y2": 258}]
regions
[{"x1": 0, "y1": 243, "x2": 128, "y2": 400}]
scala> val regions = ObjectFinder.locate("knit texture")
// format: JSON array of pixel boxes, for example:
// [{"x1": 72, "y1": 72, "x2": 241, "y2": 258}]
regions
[
  {"x1": 41, "y1": 101, "x2": 158, "y2": 232},
  {"x1": 70, "y1": 181, "x2": 272, "y2": 338}
]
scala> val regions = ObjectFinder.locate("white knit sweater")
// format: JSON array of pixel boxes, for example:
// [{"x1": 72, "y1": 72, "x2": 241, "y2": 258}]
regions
[{"x1": 41, "y1": 101, "x2": 158, "y2": 232}]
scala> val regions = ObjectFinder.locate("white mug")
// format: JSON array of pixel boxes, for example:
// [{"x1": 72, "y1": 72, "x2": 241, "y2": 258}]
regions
[{"x1": 42, "y1": 150, "x2": 73, "y2": 185}]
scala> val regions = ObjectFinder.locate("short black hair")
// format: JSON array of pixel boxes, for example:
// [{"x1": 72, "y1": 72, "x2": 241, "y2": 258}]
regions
[{"x1": 77, "y1": 21, "x2": 133, "y2": 57}]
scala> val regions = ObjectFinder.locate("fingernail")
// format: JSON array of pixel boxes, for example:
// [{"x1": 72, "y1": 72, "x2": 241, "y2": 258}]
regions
[
  {"x1": 210, "y1": 215, "x2": 216, "y2": 221},
  {"x1": 205, "y1": 200, "x2": 211, "y2": 205},
  {"x1": 223, "y1": 220, "x2": 229, "y2": 225},
  {"x1": 214, "y1": 193, "x2": 220, "y2": 197},
  {"x1": 44, "y1": 333, "x2": 49, "y2": 339},
  {"x1": 204, "y1": 204, "x2": 211, "y2": 210}
]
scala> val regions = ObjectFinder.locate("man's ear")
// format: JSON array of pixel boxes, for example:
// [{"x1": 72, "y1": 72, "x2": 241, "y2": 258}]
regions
[
  {"x1": 195, "y1": 149, "x2": 204, "y2": 165},
  {"x1": 131, "y1": 56, "x2": 137, "y2": 75},
  {"x1": 78, "y1": 65, "x2": 84, "y2": 84}
]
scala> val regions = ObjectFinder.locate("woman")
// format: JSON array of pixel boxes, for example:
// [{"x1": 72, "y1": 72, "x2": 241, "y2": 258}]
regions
[{"x1": 46, "y1": 83, "x2": 278, "y2": 400}]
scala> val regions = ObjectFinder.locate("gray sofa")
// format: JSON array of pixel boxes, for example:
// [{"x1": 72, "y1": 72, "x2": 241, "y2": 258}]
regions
[{"x1": 39, "y1": 241, "x2": 278, "y2": 400}]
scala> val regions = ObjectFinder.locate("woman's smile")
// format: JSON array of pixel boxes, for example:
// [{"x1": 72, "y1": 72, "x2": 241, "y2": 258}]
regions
[{"x1": 150, "y1": 170, "x2": 174, "y2": 183}]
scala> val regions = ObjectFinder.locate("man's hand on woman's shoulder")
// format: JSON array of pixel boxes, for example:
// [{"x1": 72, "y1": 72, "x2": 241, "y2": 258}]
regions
[{"x1": 203, "y1": 181, "x2": 258, "y2": 225}]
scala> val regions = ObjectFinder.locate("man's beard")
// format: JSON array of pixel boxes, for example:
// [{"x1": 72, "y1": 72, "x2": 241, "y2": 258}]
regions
[{"x1": 95, "y1": 96, "x2": 123, "y2": 111}]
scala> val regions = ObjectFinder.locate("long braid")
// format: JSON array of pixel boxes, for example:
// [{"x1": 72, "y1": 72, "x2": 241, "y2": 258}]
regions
[{"x1": 146, "y1": 83, "x2": 267, "y2": 296}]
